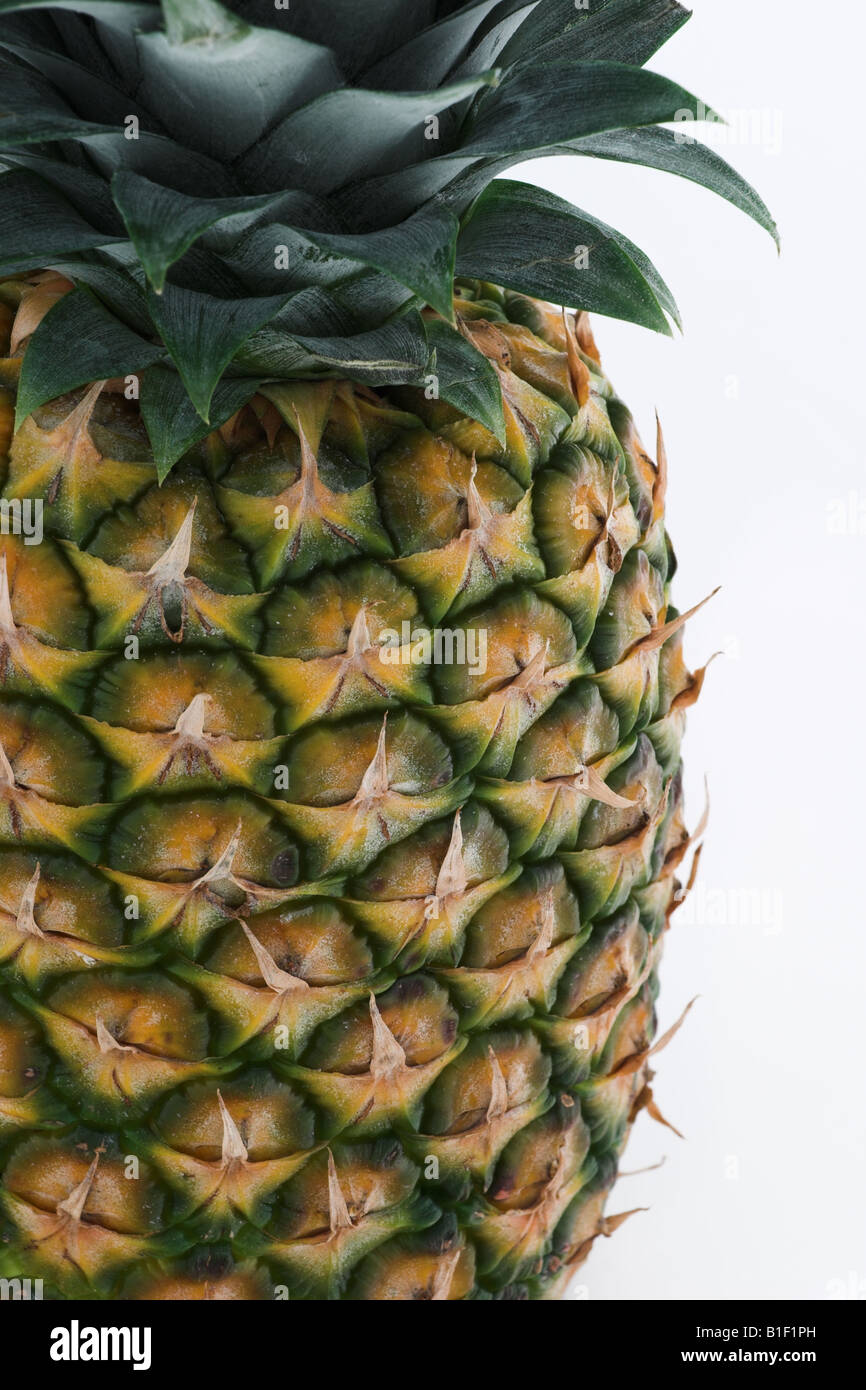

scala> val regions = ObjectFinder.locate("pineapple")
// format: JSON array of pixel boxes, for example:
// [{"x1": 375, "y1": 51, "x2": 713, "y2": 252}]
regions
[{"x1": 0, "y1": 0, "x2": 774, "y2": 1301}]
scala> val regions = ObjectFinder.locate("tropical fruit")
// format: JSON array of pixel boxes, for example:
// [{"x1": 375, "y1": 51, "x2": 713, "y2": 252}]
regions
[{"x1": 0, "y1": 1, "x2": 774, "y2": 1300}]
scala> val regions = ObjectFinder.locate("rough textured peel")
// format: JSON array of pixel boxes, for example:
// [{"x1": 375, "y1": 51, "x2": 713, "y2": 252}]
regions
[{"x1": 0, "y1": 283, "x2": 707, "y2": 1299}]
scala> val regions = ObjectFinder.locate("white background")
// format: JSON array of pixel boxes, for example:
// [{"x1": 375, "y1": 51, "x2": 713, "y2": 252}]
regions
[{"x1": 514, "y1": 0, "x2": 866, "y2": 1300}]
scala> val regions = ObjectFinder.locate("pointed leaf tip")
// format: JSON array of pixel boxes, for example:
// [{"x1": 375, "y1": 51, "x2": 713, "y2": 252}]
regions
[
  {"x1": 140, "y1": 365, "x2": 261, "y2": 481},
  {"x1": 425, "y1": 318, "x2": 506, "y2": 445},
  {"x1": 14, "y1": 287, "x2": 164, "y2": 433},
  {"x1": 146, "y1": 283, "x2": 287, "y2": 423}
]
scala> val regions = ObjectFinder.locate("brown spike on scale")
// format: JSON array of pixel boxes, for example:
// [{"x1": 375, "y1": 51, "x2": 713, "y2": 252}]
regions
[
  {"x1": 637, "y1": 1084, "x2": 685, "y2": 1141},
  {"x1": 161, "y1": 695, "x2": 222, "y2": 781},
  {"x1": 648, "y1": 996, "x2": 699, "y2": 1060},
  {"x1": 95, "y1": 1017, "x2": 136, "y2": 1055},
  {"x1": 528, "y1": 889, "x2": 558, "y2": 963},
  {"x1": 510, "y1": 639, "x2": 549, "y2": 694},
  {"x1": 326, "y1": 1150, "x2": 355, "y2": 1235},
  {"x1": 0, "y1": 736, "x2": 16, "y2": 788},
  {"x1": 619, "y1": 1155, "x2": 667, "y2": 1178},
  {"x1": 345, "y1": 604, "x2": 374, "y2": 660},
  {"x1": 425, "y1": 811, "x2": 469, "y2": 917},
  {"x1": 39, "y1": 381, "x2": 106, "y2": 503},
  {"x1": 569, "y1": 762, "x2": 644, "y2": 810},
  {"x1": 635, "y1": 587, "x2": 721, "y2": 657},
  {"x1": 15, "y1": 864, "x2": 44, "y2": 939},
  {"x1": 55, "y1": 1154, "x2": 99, "y2": 1225},
  {"x1": 239, "y1": 920, "x2": 309, "y2": 995},
  {"x1": 486, "y1": 1046, "x2": 509, "y2": 1123},
  {"x1": 434, "y1": 810, "x2": 468, "y2": 900},
  {"x1": 670, "y1": 651, "x2": 722, "y2": 714},
  {"x1": 0, "y1": 569, "x2": 18, "y2": 684},
  {"x1": 353, "y1": 716, "x2": 391, "y2": 805},
  {"x1": 612, "y1": 994, "x2": 697, "y2": 1080},
  {"x1": 0, "y1": 736, "x2": 24, "y2": 838},
  {"x1": 429, "y1": 1247, "x2": 462, "y2": 1301},
  {"x1": 196, "y1": 820, "x2": 244, "y2": 890},
  {"x1": 564, "y1": 1204, "x2": 646, "y2": 1271},
  {"x1": 594, "y1": 470, "x2": 624, "y2": 574},
  {"x1": 172, "y1": 692, "x2": 211, "y2": 741},
  {"x1": 0, "y1": 555, "x2": 15, "y2": 637},
  {"x1": 671, "y1": 840, "x2": 705, "y2": 920},
  {"x1": 464, "y1": 457, "x2": 493, "y2": 531},
  {"x1": 598, "y1": 1206, "x2": 648, "y2": 1238},
  {"x1": 666, "y1": 836, "x2": 706, "y2": 932},
  {"x1": 664, "y1": 777, "x2": 710, "y2": 878},
  {"x1": 147, "y1": 498, "x2": 197, "y2": 589},
  {"x1": 294, "y1": 410, "x2": 321, "y2": 501},
  {"x1": 217, "y1": 1089, "x2": 249, "y2": 1168},
  {"x1": 692, "y1": 778, "x2": 711, "y2": 846},
  {"x1": 368, "y1": 992, "x2": 408, "y2": 1082}
]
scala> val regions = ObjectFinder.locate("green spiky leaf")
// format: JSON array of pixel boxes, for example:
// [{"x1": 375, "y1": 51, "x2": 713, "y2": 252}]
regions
[
  {"x1": 246, "y1": 74, "x2": 500, "y2": 195},
  {"x1": 114, "y1": 170, "x2": 459, "y2": 322},
  {"x1": 258, "y1": 0, "x2": 438, "y2": 77},
  {"x1": 301, "y1": 206, "x2": 460, "y2": 325},
  {"x1": 146, "y1": 283, "x2": 288, "y2": 421},
  {"x1": 461, "y1": 61, "x2": 717, "y2": 155},
  {"x1": 142, "y1": 2, "x2": 341, "y2": 161},
  {"x1": 362, "y1": 0, "x2": 511, "y2": 88},
  {"x1": 236, "y1": 312, "x2": 431, "y2": 385},
  {"x1": 570, "y1": 125, "x2": 781, "y2": 248},
  {"x1": 425, "y1": 316, "x2": 506, "y2": 445},
  {"x1": 0, "y1": 169, "x2": 122, "y2": 266},
  {"x1": 111, "y1": 172, "x2": 286, "y2": 292},
  {"x1": 457, "y1": 180, "x2": 678, "y2": 334},
  {"x1": 0, "y1": 0, "x2": 776, "y2": 479},
  {"x1": 139, "y1": 361, "x2": 261, "y2": 480},
  {"x1": 15, "y1": 285, "x2": 164, "y2": 427},
  {"x1": 500, "y1": 0, "x2": 691, "y2": 67}
]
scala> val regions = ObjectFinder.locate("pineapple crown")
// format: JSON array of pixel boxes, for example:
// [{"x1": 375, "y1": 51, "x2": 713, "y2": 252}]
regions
[{"x1": 0, "y1": 0, "x2": 776, "y2": 475}]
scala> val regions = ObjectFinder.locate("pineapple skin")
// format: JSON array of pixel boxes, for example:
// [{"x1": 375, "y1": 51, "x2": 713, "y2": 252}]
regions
[{"x1": 0, "y1": 281, "x2": 699, "y2": 1301}]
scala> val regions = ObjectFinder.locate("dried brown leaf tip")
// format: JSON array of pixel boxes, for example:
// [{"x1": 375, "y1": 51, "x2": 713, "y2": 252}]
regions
[
  {"x1": 613, "y1": 995, "x2": 698, "y2": 1080},
  {"x1": 250, "y1": 394, "x2": 284, "y2": 449},
  {"x1": 598, "y1": 1206, "x2": 648, "y2": 1237},
  {"x1": 649, "y1": 996, "x2": 699, "y2": 1060},
  {"x1": 619, "y1": 1155, "x2": 667, "y2": 1178},
  {"x1": 636, "y1": 587, "x2": 721, "y2": 657},
  {"x1": 562, "y1": 309, "x2": 591, "y2": 408},
  {"x1": 458, "y1": 314, "x2": 512, "y2": 369},
  {"x1": 664, "y1": 776, "x2": 710, "y2": 881},
  {"x1": 670, "y1": 651, "x2": 722, "y2": 715},
  {"x1": 574, "y1": 310, "x2": 601, "y2": 365},
  {"x1": 653, "y1": 412, "x2": 668, "y2": 517},
  {"x1": 640, "y1": 1085, "x2": 685, "y2": 1141},
  {"x1": 10, "y1": 273, "x2": 73, "y2": 356}
]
